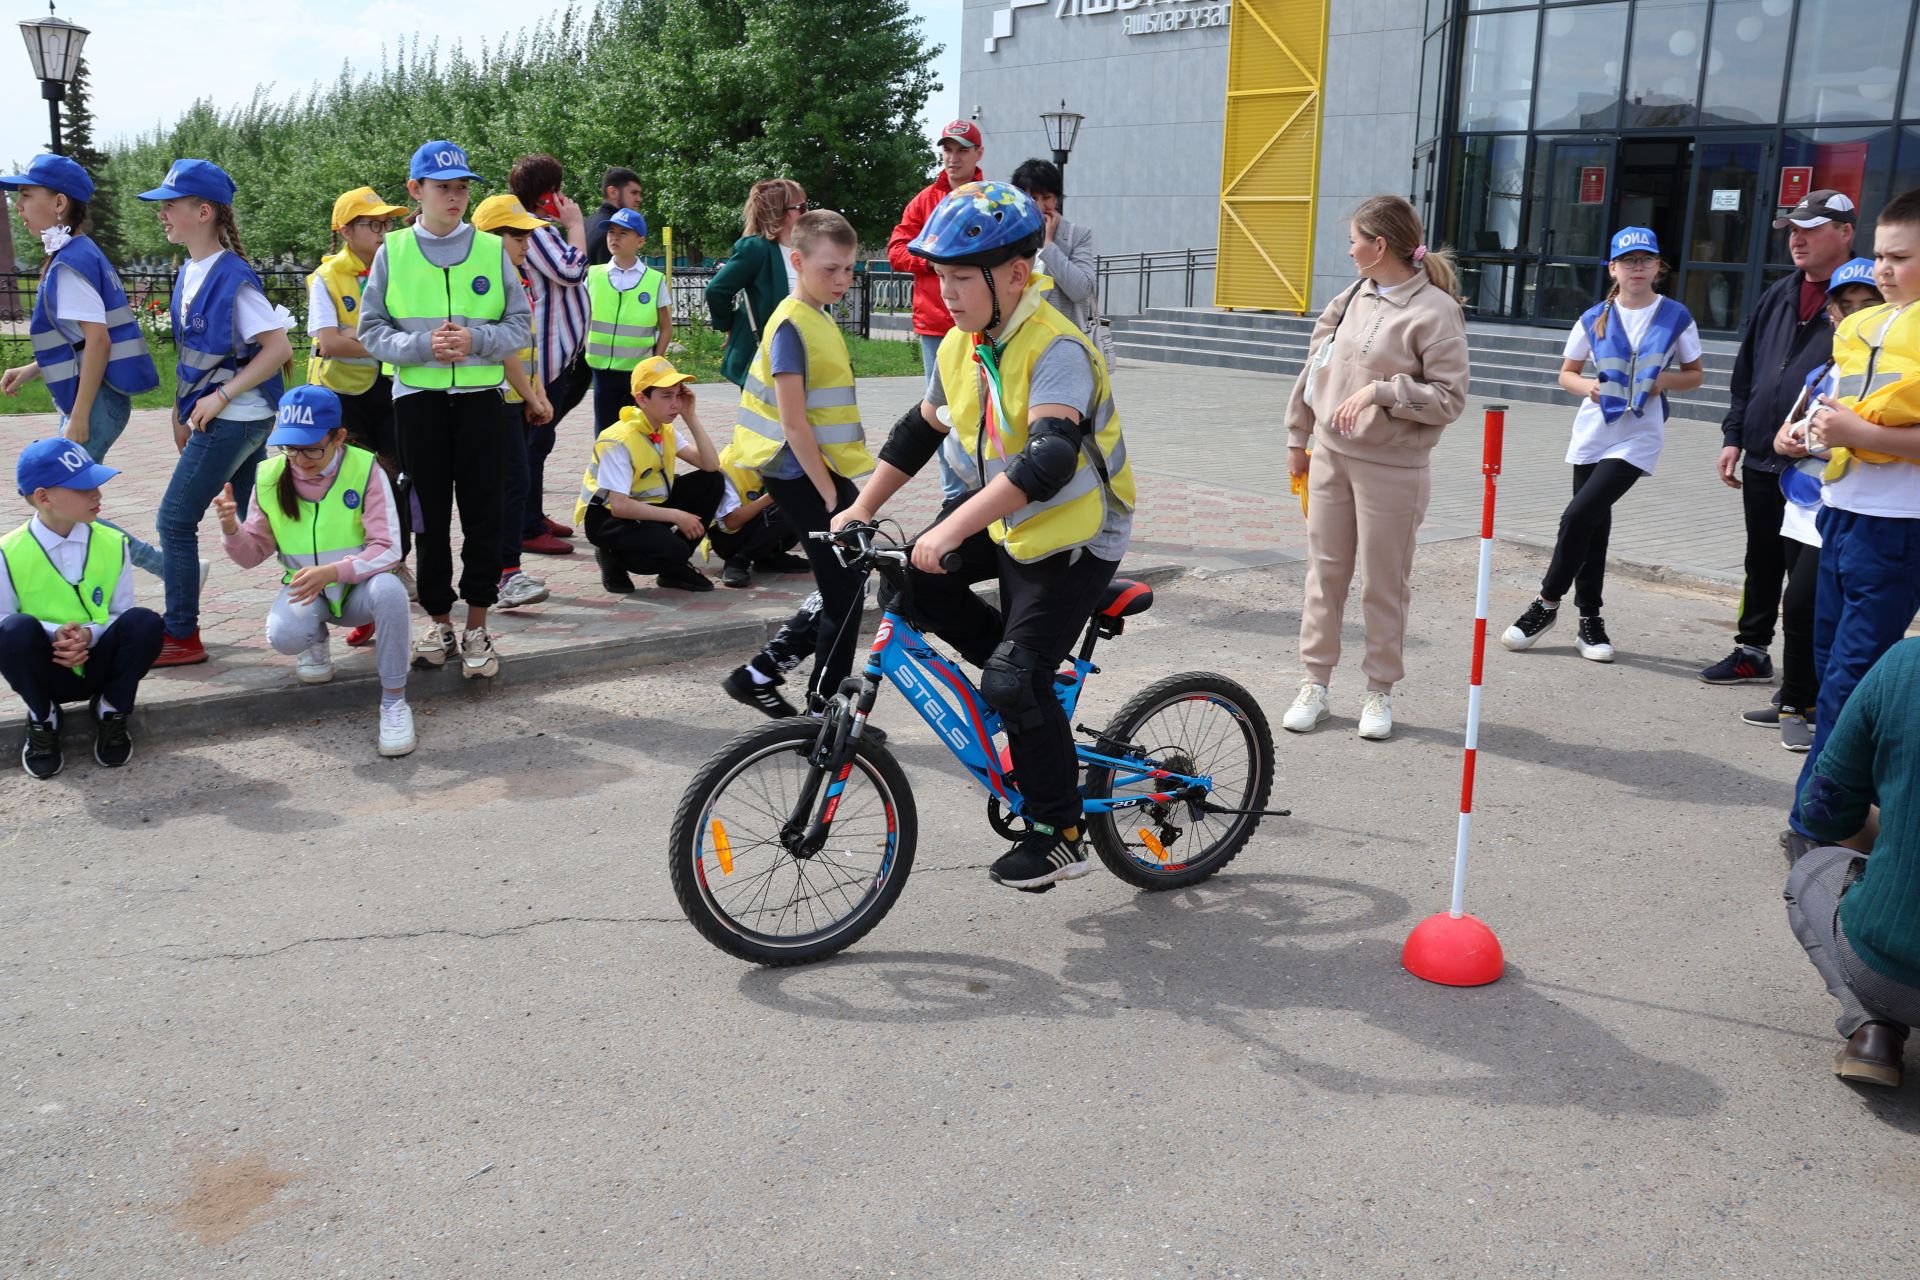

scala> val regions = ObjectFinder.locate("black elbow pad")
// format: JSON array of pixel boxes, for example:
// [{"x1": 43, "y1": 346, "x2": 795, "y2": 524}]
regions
[
  {"x1": 1002, "y1": 415, "x2": 1085, "y2": 502},
  {"x1": 877, "y1": 402, "x2": 946, "y2": 477}
]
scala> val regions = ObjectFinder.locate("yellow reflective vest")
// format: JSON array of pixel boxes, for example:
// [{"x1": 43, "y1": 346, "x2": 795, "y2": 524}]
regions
[
  {"x1": 305, "y1": 248, "x2": 380, "y2": 395},
  {"x1": 583, "y1": 264, "x2": 664, "y2": 371},
  {"x1": 577, "y1": 408, "x2": 679, "y2": 526},
  {"x1": 730, "y1": 297, "x2": 874, "y2": 480},
  {"x1": 1824, "y1": 302, "x2": 1920, "y2": 481},
  {"x1": 379, "y1": 226, "x2": 508, "y2": 391},
  {"x1": 935, "y1": 288, "x2": 1134, "y2": 563},
  {"x1": 1, "y1": 520, "x2": 125, "y2": 626},
  {"x1": 256, "y1": 446, "x2": 377, "y2": 618}
]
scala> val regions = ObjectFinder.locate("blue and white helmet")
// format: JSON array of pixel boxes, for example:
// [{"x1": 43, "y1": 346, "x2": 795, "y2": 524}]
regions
[{"x1": 908, "y1": 181, "x2": 1045, "y2": 267}]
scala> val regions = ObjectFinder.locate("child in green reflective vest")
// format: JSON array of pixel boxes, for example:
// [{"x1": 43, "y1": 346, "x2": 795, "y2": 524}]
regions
[
  {"x1": 585, "y1": 209, "x2": 671, "y2": 437},
  {"x1": 1, "y1": 438, "x2": 165, "y2": 779},
  {"x1": 215, "y1": 386, "x2": 414, "y2": 757}
]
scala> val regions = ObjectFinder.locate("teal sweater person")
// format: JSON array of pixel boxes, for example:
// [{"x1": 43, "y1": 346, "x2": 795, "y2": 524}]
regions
[{"x1": 704, "y1": 179, "x2": 806, "y2": 387}]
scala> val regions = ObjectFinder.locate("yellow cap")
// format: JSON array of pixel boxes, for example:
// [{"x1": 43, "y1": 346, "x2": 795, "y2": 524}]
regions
[
  {"x1": 331, "y1": 186, "x2": 408, "y2": 231},
  {"x1": 630, "y1": 355, "x2": 694, "y2": 395},
  {"x1": 472, "y1": 194, "x2": 548, "y2": 233}
]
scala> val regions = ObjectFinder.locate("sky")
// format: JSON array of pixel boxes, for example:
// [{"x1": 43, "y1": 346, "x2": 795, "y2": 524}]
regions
[{"x1": 2, "y1": 0, "x2": 963, "y2": 177}]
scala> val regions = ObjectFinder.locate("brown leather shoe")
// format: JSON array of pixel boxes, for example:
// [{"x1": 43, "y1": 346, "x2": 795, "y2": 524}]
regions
[{"x1": 1834, "y1": 1021, "x2": 1905, "y2": 1088}]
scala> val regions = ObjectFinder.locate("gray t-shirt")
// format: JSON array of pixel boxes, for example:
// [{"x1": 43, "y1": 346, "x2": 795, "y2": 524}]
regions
[
  {"x1": 758, "y1": 319, "x2": 808, "y2": 480},
  {"x1": 927, "y1": 335, "x2": 1130, "y2": 561}
]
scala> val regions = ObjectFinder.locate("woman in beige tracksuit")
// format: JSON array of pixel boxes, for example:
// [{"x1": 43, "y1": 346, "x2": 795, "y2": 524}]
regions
[{"x1": 1282, "y1": 195, "x2": 1469, "y2": 741}]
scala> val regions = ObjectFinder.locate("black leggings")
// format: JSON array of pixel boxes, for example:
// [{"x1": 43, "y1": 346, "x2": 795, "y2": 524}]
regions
[
  {"x1": 1780, "y1": 539, "x2": 1821, "y2": 711},
  {"x1": 763, "y1": 472, "x2": 865, "y2": 704},
  {"x1": 1540, "y1": 459, "x2": 1642, "y2": 616}
]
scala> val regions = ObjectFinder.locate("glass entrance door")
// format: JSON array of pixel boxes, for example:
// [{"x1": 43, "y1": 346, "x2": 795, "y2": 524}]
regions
[
  {"x1": 1676, "y1": 134, "x2": 1772, "y2": 332},
  {"x1": 1529, "y1": 138, "x2": 1614, "y2": 324}
]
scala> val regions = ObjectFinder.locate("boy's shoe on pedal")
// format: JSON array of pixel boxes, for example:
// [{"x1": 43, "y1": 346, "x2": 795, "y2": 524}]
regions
[
  {"x1": 1700, "y1": 645, "x2": 1772, "y2": 684},
  {"x1": 596, "y1": 546, "x2": 635, "y2": 595},
  {"x1": 1780, "y1": 707, "x2": 1815, "y2": 753},
  {"x1": 21, "y1": 713, "x2": 61, "y2": 780},
  {"x1": 1357, "y1": 691, "x2": 1393, "y2": 741},
  {"x1": 295, "y1": 636, "x2": 335, "y2": 685},
  {"x1": 412, "y1": 621, "x2": 457, "y2": 669},
  {"x1": 92, "y1": 703, "x2": 133, "y2": 768},
  {"x1": 657, "y1": 562, "x2": 714, "y2": 592},
  {"x1": 989, "y1": 823, "x2": 1093, "y2": 890},
  {"x1": 724, "y1": 665, "x2": 798, "y2": 718},
  {"x1": 378, "y1": 699, "x2": 417, "y2": 757},
  {"x1": 1502, "y1": 599, "x2": 1557, "y2": 651},
  {"x1": 721, "y1": 556, "x2": 752, "y2": 589},
  {"x1": 460, "y1": 627, "x2": 500, "y2": 679},
  {"x1": 154, "y1": 628, "x2": 208, "y2": 667},
  {"x1": 1576, "y1": 615, "x2": 1615, "y2": 663},
  {"x1": 1281, "y1": 681, "x2": 1329, "y2": 733}
]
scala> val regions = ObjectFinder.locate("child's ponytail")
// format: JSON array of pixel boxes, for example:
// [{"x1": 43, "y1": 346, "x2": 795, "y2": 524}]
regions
[
  {"x1": 211, "y1": 202, "x2": 250, "y2": 266},
  {"x1": 276, "y1": 457, "x2": 302, "y2": 519},
  {"x1": 1592, "y1": 281, "x2": 1621, "y2": 341}
]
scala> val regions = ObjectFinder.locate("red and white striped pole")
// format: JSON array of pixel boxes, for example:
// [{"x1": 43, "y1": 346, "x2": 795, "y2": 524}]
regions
[{"x1": 1403, "y1": 405, "x2": 1507, "y2": 987}]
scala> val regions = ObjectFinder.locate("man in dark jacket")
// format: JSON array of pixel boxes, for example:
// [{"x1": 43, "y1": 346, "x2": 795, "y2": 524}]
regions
[
  {"x1": 1700, "y1": 190, "x2": 1856, "y2": 684},
  {"x1": 585, "y1": 167, "x2": 644, "y2": 266}
]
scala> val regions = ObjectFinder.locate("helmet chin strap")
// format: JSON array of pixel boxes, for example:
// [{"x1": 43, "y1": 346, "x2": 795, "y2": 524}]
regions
[{"x1": 980, "y1": 264, "x2": 1004, "y2": 362}]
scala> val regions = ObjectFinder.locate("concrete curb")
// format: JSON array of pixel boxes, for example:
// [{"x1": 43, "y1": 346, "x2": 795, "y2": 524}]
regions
[{"x1": 12, "y1": 562, "x2": 1190, "y2": 746}]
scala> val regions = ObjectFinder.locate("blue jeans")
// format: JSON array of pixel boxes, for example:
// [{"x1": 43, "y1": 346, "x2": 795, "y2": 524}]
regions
[
  {"x1": 1789, "y1": 506, "x2": 1920, "y2": 835},
  {"x1": 920, "y1": 332, "x2": 968, "y2": 503},
  {"x1": 156, "y1": 415, "x2": 271, "y2": 637},
  {"x1": 60, "y1": 385, "x2": 164, "y2": 578}
]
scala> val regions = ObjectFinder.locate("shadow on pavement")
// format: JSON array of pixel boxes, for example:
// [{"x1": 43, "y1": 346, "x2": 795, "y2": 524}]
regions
[
  {"x1": 1393, "y1": 719, "x2": 1781, "y2": 803},
  {"x1": 81, "y1": 760, "x2": 343, "y2": 834}
]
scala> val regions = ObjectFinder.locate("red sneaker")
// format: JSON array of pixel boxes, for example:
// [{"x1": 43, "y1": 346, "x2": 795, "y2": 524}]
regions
[
  {"x1": 154, "y1": 629, "x2": 208, "y2": 667},
  {"x1": 345, "y1": 623, "x2": 376, "y2": 648},
  {"x1": 522, "y1": 532, "x2": 575, "y2": 556},
  {"x1": 543, "y1": 516, "x2": 575, "y2": 539}
]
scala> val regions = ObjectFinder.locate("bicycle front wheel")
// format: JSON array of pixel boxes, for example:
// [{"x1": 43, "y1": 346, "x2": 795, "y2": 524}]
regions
[
  {"x1": 1082, "y1": 672, "x2": 1275, "y2": 890},
  {"x1": 669, "y1": 719, "x2": 918, "y2": 965}
]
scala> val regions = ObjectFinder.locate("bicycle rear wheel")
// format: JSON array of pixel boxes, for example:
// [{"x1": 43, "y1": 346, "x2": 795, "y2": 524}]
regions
[
  {"x1": 669, "y1": 720, "x2": 917, "y2": 965},
  {"x1": 1082, "y1": 672, "x2": 1275, "y2": 890}
]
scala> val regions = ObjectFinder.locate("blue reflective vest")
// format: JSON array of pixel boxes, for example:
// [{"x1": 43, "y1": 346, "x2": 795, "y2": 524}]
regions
[
  {"x1": 1578, "y1": 296, "x2": 1693, "y2": 423},
  {"x1": 172, "y1": 252, "x2": 284, "y2": 421},
  {"x1": 29, "y1": 236, "x2": 160, "y2": 415}
]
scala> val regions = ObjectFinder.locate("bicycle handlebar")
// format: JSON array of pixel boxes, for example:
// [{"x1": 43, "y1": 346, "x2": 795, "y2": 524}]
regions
[{"x1": 812, "y1": 523, "x2": 963, "y2": 574}]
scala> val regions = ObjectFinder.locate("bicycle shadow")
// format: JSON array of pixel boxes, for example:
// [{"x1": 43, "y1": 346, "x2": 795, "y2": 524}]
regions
[{"x1": 739, "y1": 872, "x2": 1723, "y2": 1116}]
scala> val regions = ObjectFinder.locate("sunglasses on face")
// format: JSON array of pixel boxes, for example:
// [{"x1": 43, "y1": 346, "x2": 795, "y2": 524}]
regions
[{"x1": 786, "y1": 201, "x2": 811, "y2": 213}]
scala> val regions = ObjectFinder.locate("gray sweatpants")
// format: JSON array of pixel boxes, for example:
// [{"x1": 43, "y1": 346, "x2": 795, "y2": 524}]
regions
[
  {"x1": 1784, "y1": 844, "x2": 1920, "y2": 1038},
  {"x1": 265, "y1": 571, "x2": 412, "y2": 690}
]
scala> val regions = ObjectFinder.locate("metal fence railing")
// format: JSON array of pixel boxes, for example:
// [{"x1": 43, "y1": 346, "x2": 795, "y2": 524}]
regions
[
  {"x1": 0, "y1": 270, "x2": 321, "y2": 352},
  {"x1": 1094, "y1": 248, "x2": 1218, "y2": 317},
  {"x1": 669, "y1": 264, "x2": 916, "y2": 340}
]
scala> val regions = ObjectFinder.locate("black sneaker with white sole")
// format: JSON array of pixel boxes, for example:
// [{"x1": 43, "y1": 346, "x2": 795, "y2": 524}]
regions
[
  {"x1": 1700, "y1": 645, "x2": 1773, "y2": 684},
  {"x1": 92, "y1": 704, "x2": 134, "y2": 768},
  {"x1": 595, "y1": 546, "x2": 635, "y2": 595},
  {"x1": 1501, "y1": 599, "x2": 1559, "y2": 651},
  {"x1": 988, "y1": 824, "x2": 1094, "y2": 890},
  {"x1": 723, "y1": 665, "x2": 798, "y2": 719},
  {"x1": 21, "y1": 715, "x2": 60, "y2": 780},
  {"x1": 1576, "y1": 615, "x2": 1615, "y2": 662}
]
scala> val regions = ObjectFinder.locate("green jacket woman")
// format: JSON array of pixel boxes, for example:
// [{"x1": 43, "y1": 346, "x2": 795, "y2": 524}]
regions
[{"x1": 705, "y1": 179, "x2": 805, "y2": 387}]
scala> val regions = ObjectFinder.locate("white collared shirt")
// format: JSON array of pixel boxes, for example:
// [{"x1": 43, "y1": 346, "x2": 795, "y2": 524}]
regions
[
  {"x1": 0, "y1": 515, "x2": 137, "y2": 643},
  {"x1": 607, "y1": 261, "x2": 646, "y2": 292}
]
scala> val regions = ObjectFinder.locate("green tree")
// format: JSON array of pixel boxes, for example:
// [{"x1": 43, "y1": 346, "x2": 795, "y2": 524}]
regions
[{"x1": 61, "y1": 58, "x2": 124, "y2": 261}]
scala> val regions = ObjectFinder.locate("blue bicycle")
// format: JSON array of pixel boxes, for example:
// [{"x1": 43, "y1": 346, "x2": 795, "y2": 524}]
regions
[{"x1": 668, "y1": 523, "x2": 1282, "y2": 965}]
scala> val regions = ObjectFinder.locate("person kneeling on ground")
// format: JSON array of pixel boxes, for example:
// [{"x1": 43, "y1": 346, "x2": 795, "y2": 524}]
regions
[
  {"x1": 1784, "y1": 637, "x2": 1920, "y2": 1088},
  {"x1": 578, "y1": 356, "x2": 722, "y2": 593},
  {"x1": 215, "y1": 386, "x2": 415, "y2": 758},
  {"x1": 834, "y1": 181, "x2": 1135, "y2": 892},
  {"x1": 710, "y1": 441, "x2": 810, "y2": 588},
  {"x1": 1, "y1": 438, "x2": 164, "y2": 778}
]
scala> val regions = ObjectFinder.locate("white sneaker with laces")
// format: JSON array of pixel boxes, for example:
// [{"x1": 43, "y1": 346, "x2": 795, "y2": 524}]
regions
[
  {"x1": 1282, "y1": 681, "x2": 1330, "y2": 733},
  {"x1": 378, "y1": 699, "x2": 417, "y2": 757},
  {"x1": 295, "y1": 635, "x2": 334, "y2": 685},
  {"x1": 460, "y1": 626, "x2": 500, "y2": 679},
  {"x1": 412, "y1": 620, "x2": 457, "y2": 668},
  {"x1": 1357, "y1": 690, "x2": 1394, "y2": 741},
  {"x1": 497, "y1": 571, "x2": 550, "y2": 609}
]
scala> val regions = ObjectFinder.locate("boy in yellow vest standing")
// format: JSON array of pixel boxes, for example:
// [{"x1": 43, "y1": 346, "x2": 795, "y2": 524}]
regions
[
  {"x1": 584, "y1": 209, "x2": 671, "y2": 437},
  {"x1": 835, "y1": 182, "x2": 1135, "y2": 890},
  {"x1": 1, "y1": 439, "x2": 165, "y2": 778},
  {"x1": 356, "y1": 141, "x2": 531, "y2": 679},
  {"x1": 578, "y1": 356, "x2": 722, "y2": 592},
  {"x1": 730, "y1": 209, "x2": 876, "y2": 706},
  {"x1": 308, "y1": 187, "x2": 409, "y2": 467}
]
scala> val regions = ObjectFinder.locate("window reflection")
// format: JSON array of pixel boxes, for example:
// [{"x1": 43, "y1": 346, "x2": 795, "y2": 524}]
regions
[
  {"x1": 1701, "y1": 0, "x2": 1790, "y2": 126},
  {"x1": 1450, "y1": 135, "x2": 1529, "y2": 255},
  {"x1": 1768, "y1": 127, "x2": 1896, "y2": 262},
  {"x1": 1459, "y1": 10, "x2": 1537, "y2": 131},
  {"x1": 1785, "y1": 0, "x2": 1906, "y2": 124},
  {"x1": 1623, "y1": 0, "x2": 1708, "y2": 127},
  {"x1": 1534, "y1": 4, "x2": 1629, "y2": 130}
]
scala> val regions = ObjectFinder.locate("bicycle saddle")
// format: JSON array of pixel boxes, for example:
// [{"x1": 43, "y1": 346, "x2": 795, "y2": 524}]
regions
[{"x1": 1098, "y1": 580, "x2": 1154, "y2": 618}]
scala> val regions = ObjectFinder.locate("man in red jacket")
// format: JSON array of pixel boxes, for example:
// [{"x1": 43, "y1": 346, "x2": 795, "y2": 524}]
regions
[{"x1": 888, "y1": 120, "x2": 985, "y2": 502}]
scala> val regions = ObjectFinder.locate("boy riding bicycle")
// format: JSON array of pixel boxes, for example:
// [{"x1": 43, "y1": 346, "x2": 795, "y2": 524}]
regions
[{"x1": 834, "y1": 181, "x2": 1135, "y2": 891}]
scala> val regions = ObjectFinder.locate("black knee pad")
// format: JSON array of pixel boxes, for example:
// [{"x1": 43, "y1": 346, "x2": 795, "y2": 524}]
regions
[{"x1": 980, "y1": 640, "x2": 1051, "y2": 733}]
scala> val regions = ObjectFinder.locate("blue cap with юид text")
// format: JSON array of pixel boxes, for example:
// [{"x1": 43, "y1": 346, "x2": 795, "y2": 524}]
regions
[
  {"x1": 411, "y1": 141, "x2": 483, "y2": 182},
  {"x1": 17, "y1": 438, "x2": 119, "y2": 496},
  {"x1": 137, "y1": 159, "x2": 236, "y2": 204},
  {"x1": 1609, "y1": 227, "x2": 1660, "y2": 260}
]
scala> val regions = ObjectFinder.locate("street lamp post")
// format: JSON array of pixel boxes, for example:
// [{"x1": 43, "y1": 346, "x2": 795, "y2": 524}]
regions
[
  {"x1": 18, "y1": 2, "x2": 91, "y2": 155},
  {"x1": 1039, "y1": 101, "x2": 1085, "y2": 173}
]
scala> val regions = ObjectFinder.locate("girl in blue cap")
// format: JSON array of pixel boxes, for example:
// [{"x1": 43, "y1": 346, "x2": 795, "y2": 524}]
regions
[
  {"x1": 1503, "y1": 227, "x2": 1704, "y2": 662},
  {"x1": 0, "y1": 155, "x2": 163, "y2": 577},
  {"x1": 137, "y1": 158, "x2": 295, "y2": 669},
  {"x1": 213, "y1": 385, "x2": 414, "y2": 757}
]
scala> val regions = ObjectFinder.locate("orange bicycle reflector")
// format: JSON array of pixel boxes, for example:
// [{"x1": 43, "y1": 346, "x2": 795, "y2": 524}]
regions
[
  {"x1": 710, "y1": 819, "x2": 735, "y2": 876},
  {"x1": 1139, "y1": 829, "x2": 1169, "y2": 861}
]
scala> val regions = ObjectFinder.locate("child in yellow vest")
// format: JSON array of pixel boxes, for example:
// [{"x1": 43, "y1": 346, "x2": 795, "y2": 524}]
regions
[
  {"x1": 214, "y1": 386, "x2": 413, "y2": 757},
  {"x1": 729, "y1": 209, "x2": 876, "y2": 705},
  {"x1": 308, "y1": 187, "x2": 409, "y2": 464},
  {"x1": 1, "y1": 438, "x2": 164, "y2": 779},
  {"x1": 579, "y1": 356, "x2": 722, "y2": 592},
  {"x1": 835, "y1": 182, "x2": 1134, "y2": 891},
  {"x1": 585, "y1": 209, "x2": 671, "y2": 438},
  {"x1": 708, "y1": 441, "x2": 811, "y2": 588}
]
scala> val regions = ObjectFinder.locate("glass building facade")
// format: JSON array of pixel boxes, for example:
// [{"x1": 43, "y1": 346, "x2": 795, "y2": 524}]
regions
[{"x1": 1415, "y1": 0, "x2": 1920, "y2": 332}]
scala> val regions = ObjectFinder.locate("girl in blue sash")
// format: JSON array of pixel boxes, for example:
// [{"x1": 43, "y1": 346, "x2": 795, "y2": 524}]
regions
[
  {"x1": 0, "y1": 155, "x2": 163, "y2": 576},
  {"x1": 1504, "y1": 227, "x2": 1704, "y2": 661}
]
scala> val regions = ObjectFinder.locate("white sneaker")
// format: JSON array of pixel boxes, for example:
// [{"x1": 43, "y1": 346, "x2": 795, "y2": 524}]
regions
[
  {"x1": 460, "y1": 626, "x2": 500, "y2": 679},
  {"x1": 1357, "y1": 691, "x2": 1394, "y2": 741},
  {"x1": 412, "y1": 620, "x2": 457, "y2": 669},
  {"x1": 1282, "y1": 681, "x2": 1330, "y2": 733},
  {"x1": 378, "y1": 699, "x2": 417, "y2": 757},
  {"x1": 396, "y1": 564, "x2": 418, "y2": 602},
  {"x1": 295, "y1": 636, "x2": 334, "y2": 684},
  {"x1": 198, "y1": 558, "x2": 212, "y2": 590},
  {"x1": 497, "y1": 571, "x2": 549, "y2": 609}
]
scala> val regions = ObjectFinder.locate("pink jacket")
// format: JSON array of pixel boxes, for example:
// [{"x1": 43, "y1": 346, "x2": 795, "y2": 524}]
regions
[{"x1": 223, "y1": 457, "x2": 402, "y2": 584}]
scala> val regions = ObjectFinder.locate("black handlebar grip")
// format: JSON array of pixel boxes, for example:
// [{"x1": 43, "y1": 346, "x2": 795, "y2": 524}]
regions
[{"x1": 940, "y1": 551, "x2": 964, "y2": 573}]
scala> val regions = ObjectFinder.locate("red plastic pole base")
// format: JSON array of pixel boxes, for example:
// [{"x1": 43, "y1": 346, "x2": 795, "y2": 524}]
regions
[{"x1": 1402, "y1": 912, "x2": 1505, "y2": 987}]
